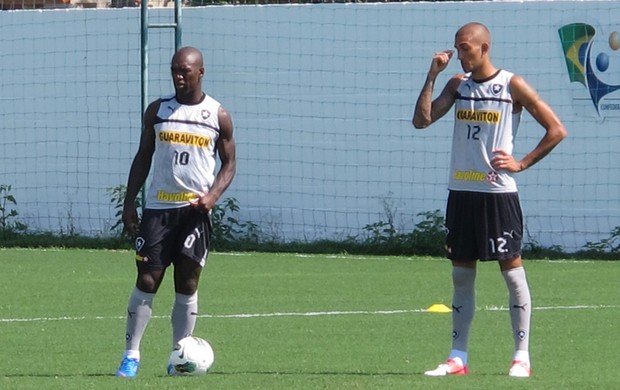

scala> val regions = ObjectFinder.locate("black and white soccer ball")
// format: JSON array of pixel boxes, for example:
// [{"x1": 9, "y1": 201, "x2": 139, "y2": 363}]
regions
[{"x1": 167, "y1": 336, "x2": 215, "y2": 376}]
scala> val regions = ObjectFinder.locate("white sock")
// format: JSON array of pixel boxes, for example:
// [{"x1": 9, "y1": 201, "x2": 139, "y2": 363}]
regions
[
  {"x1": 124, "y1": 349, "x2": 140, "y2": 360},
  {"x1": 513, "y1": 350, "x2": 530, "y2": 365},
  {"x1": 502, "y1": 267, "x2": 532, "y2": 357},
  {"x1": 171, "y1": 292, "x2": 198, "y2": 348},
  {"x1": 451, "y1": 266, "x2": 476, "y2": 361},
  {"x1": 124, "y1": 287, "x2": 155, "y2": 353}
]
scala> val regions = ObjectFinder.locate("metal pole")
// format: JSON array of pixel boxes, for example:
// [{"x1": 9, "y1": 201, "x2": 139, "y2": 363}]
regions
[
  {"x1": 140, "y1": 0, "x2": 183, "y2": 210},
  {"x1": 140, "y1": 0, "x2": 149, "y2": 208},
  {"x1": 141, "y1": 0, "x2": 149, "y2": 126},
  {"x1": 174, "y1": 0, "x2": 182, "y2": 50}
]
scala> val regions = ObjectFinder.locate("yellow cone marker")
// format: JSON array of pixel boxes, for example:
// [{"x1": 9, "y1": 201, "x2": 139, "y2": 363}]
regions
[{"x1": 426, "y1": 303, "x2": 452, "y2": 313}]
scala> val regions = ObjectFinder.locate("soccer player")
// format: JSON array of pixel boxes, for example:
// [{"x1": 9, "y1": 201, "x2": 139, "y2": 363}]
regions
[
  {"x1": 412, "y1": 22, "x2": 566, "y2": 378},
  {"x1": 115, "y1": 46, "x2": 236, "y2": 377}
]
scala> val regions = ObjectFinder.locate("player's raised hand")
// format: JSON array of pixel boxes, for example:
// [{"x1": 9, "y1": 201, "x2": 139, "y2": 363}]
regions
[{"x1": 430, "y1": 50, "x2": 454, "y2": 75}]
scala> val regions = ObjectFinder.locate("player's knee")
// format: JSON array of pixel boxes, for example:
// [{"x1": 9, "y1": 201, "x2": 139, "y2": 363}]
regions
[
  {"x1": 175, "y1": 279, "x2": 198, "y2": 295},
  {"x1": 136, "y1": 280, "x2": 158, "y2": 293},
  {"x1": 136, "y1": 271, "x2": 163, "y2": 293},
  {"x1": 499, "y1": 256, "x2": 523, "y2": 271}
]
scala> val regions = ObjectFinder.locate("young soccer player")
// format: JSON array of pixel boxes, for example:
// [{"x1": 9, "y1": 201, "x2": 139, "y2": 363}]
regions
[
  {"x1": 115, "y1": 47, "x2": 236, "y2": 377},
  {"x1": 412, "y1": 22, "x2": 567, "y2": 378}
]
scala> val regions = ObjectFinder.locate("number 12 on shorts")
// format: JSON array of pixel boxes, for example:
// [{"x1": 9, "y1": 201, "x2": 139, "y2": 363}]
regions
[{"x1": 489, "y1": 237, "x2": 508, "y2": 254}]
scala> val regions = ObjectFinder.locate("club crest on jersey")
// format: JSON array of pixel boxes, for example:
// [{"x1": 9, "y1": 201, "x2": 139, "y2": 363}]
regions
[
  {"x1": 135, "y1": 237, "x2": 145, "y2": 251},
  {"x1": 491, "y1": 84, "x2": 503, "y2": 95},
  {"x1": 201, "y1": 109, "x2": 211, "y2": 120}
]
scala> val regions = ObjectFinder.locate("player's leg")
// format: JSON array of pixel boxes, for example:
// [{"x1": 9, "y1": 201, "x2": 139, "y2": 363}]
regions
[
  {"x1": 425, "y1": 191, "x2": 476, "y2": 377},
  {"x1": 116, "y1": 266, "x2": 167, "y2": 377},
  {"x1": 116, "y1": 209, "x2": 173, "y2": 377},
  {"x1": 491, "y1": 193, "x2": 531, "y2": 377},
  {"x1": 171, "y1": 256, "x2": 203, "y2": 347},
  {"x1": 127, "y1": 265, "x2": 167, "y2": 350},
  {"x1": 500, "y1": 256, "x2": 532, "y2": 378},
  {"x1": 171, "y1": 208, "x2": 211, "y2": 348},
  {"x1": 449, "y1": 261, "x2": 476, "y2": 365},
  {"x1": 425, "y1": 260, "x2": 476, "y2": 376}
]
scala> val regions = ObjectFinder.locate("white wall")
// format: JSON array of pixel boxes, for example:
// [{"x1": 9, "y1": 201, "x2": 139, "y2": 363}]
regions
[{"x1": 1, "y1": 1, "x2": 619, "y2": 252}]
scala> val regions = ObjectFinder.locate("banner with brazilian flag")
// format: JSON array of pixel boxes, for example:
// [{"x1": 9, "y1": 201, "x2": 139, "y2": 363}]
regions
[{"x1": 558, "y1": 23, "x2": 595, "y2": 87}]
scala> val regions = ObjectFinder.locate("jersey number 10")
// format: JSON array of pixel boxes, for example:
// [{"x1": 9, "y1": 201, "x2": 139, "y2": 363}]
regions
[{"x1": 173, "y1": 150, "x2": 190, "y2": 165}]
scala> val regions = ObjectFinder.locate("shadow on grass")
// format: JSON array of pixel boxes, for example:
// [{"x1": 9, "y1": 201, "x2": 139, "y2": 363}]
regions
[
  {"x1": 3, "y1": 371, "x2": 411, "y2": 379},
  {"x1": 3, "y1": 370, "x2": 512, "y2": 378},
  {"x1": 2, "y1": 373, "x2": 115, "y2": 378}
]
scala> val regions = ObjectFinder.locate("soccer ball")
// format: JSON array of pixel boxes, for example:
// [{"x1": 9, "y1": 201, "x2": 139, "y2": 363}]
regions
[{"x1": 167, "y1": 336, "x2": 215, "y2": 376}]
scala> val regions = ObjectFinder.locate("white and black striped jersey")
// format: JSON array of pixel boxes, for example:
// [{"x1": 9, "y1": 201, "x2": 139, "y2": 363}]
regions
[
  {"x1": 145, "y1": 93, "x2": 221, "y2": 209},
  {"x1": 449, "y1": 69, "x2": 521, "y2": 193}
]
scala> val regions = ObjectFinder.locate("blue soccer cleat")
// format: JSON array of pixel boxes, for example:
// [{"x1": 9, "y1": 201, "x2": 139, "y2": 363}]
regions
[{"x1": 115, "y1": 357, "x2": 140, "y2": 377}]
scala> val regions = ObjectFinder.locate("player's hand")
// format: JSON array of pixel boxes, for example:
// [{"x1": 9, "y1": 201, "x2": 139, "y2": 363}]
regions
[
  {"x1": 189, "y1": 192, "x2": 214, "y2": 213},
  {"x1": 122, "y1": 203, "x2": 139, "y2": 235},
  {"x1": 429, "y1": 50, "x2": 454, "y2": 75},
  {"x1": 491, "y1": 150, "x2": 523, "y2": 173}
]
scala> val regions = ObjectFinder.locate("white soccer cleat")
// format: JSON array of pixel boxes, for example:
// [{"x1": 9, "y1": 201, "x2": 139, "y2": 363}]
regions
[
  {"x1": 509, "y1": 360, "x2": 531, "y2": 378},
  {"x1": 424, "y1": 357, "x2": 469, "y2": 377}
]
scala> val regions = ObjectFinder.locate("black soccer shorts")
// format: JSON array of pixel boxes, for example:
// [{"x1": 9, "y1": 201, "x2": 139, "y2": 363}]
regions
[
  {"x1": 134, "y1": 206, "x2": 212, "y2": 269},
  {"x1": 445, "y1": 190, "x2": 523, "y2": 262}
]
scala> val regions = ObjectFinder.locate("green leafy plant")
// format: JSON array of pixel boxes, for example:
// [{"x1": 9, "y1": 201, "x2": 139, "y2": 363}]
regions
[
  {"x1": 211, "y1": 197, "x2": 261, "y2": 248},
  {"x1": 362, "y1": 204, "x2": 447, "y2": 256},
  {"x1": 362, "y1": 195, "x2": 399, "y2": 245},
  {"x1": 583, "y1": 226, "x2": 620, "y2": 253},
  {"x1": 0, "y1": 184, "x2": 27, "y2": 239},
  {"x1": 405, "y1": 209, "x2": 447, "y2": 256},
  {"x1": 363, "y1": 220, "x2": 397, "y2": 245},
  {"x1": 107, "y1": 184, "x2": 142, "y2": 241},
  {"x1": 211, "y1": 197, "x2": 241, "y2": 242}
]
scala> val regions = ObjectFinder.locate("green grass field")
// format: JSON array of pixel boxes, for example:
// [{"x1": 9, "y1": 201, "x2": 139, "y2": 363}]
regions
[{"x1": 0, "y1": 249, "x2": 617, "y2": 389}]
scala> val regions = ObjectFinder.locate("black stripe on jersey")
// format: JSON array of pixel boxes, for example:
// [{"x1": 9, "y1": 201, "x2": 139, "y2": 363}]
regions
[
  {"x1": 155, "y1": 117, "x2": 220, "y2": 133},
  {"x1": 455, "y1": 93, "x2": 512, "y2": 104}
]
